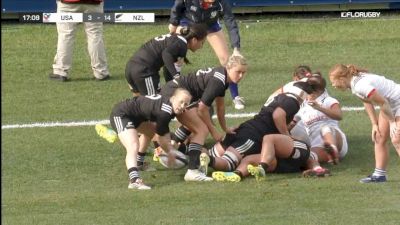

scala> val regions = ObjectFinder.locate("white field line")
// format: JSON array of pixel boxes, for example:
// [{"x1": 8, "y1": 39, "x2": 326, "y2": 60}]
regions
[{"x1": 2, "y1": 106, "x2": 365, "y2": 130}]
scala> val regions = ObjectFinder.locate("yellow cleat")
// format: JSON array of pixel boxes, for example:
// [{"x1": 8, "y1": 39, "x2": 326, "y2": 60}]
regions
[
  {"x1": 95, "y1": 124, "x2": 117, "y2": 143},
  {"x1": 212, "y1": 171, "x2": 241, "y2": 182},
  {"x1": 247, "y1": 164, "x2": 266, "y2": 182}
]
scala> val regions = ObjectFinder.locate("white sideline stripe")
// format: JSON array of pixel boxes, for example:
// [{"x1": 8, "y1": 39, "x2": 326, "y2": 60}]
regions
[{"x1": 2, "y1": 106, "x2": 365, "y2": 129}]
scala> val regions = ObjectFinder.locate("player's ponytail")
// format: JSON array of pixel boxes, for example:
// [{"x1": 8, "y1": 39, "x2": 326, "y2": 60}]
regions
[
  {"x1": 346, "y1": 64, "x2": 368, "y2": 76},
  {"x1": 180, "y1": 23, "x2": 208, "y2": 41}
]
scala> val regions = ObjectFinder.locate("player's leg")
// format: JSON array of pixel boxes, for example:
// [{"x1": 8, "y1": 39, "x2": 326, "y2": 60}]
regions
[
  {"x1": 136, "y1": 122, "x2": 157, "y2": 171},
  {"x1": 110, "y1": 116, "x2": 151, "y2": 190},
  {"x1": 207, "y1": 31, "x2": 245, "y2": 109},
  {"x1": 361, "y1": 111, "x2": 390, "y2": 183},
  {"x1": 177, "y1": 108, "x2": 212, "y2": 181}
]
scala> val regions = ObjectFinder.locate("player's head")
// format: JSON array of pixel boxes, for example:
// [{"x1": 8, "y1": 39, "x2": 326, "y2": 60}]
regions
[
  {"x1": 170, "y1": 88, "x2": 192, "y2": 114},
  {"x1": 329, "y1": 64, "x2": 368, "y2": 91},
  {"x1": 293, "y1": 65, "x2": 312, "y2": 81},
  {"x1": 306, "y1": 72, "x2": 326, "y2": 98},
  {"x1": 180, "y1": 23, "x2": 208, "y2": 52},
  {"x1": 226, "y1": 54, "x2": 248, "y2": 84}
]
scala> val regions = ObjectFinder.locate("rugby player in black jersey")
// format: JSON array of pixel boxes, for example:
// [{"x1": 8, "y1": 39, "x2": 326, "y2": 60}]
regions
[
  {"x1": 160, "y1": 54, "x2": 247, "y2": 181},
  {"x1": 169, "y1": 0, "x2": 246, "y2": 110},
  {"x1": 125, "y1": 23, "x2": 207, "y2": 96},
  {"x1": 109, "y1": 88, "x2": 191, "y2": 190}
]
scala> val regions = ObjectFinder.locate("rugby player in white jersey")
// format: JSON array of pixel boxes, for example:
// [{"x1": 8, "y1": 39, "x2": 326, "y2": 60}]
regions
[
  {"x1": 293, "y1": 73, "x2": 348, "y2": 165},
  {"x1": 329, "y1": 64, "x2": 400, "y2": 183}
]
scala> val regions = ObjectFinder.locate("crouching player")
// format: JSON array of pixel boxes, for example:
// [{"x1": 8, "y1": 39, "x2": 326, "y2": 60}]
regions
[
  {"x1": 108, "y1": 88, "x2": 191, "y2": 190},
  {"x1": 212, "y1": 134, "x2": 330, "y2": 182}
]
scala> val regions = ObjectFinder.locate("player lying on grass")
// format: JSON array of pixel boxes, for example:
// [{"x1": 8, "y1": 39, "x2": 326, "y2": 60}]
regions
[
  {"x1": 200, "y1": 79, "x2": 318, "y2": 176},
  {"x1": 160, "y1": 54, "x2": 248, "y2": 181},
  {"x1": 329, "y1": 64, "x2": 400, "y2": 183},
  {"x1": 103, "y1": 88, "x2": 191, "y2": 190},
  {"x1": 292, "y1": 73, "x2": 348, "y2": 165},
  {"x1": 212, "y1": 133, "x2": 330, "y2": 182}
]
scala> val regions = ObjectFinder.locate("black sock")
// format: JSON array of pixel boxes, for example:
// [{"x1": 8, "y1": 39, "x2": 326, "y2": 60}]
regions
[
  {"x1": 137, "y1": 152, "x2": 146, "y2": 166},
  {"x1": 128, "y1": 167, "x2": 139, "y2": 183},
  {"x1": 209, "y1": 155, "x2": 215, "y2": 167},
  {"x1": 233, "y1": 170, "x2": 243, "y2": 179},
  {"x1": 177, "y1": 143, "x2": 187, "y2": 154},
  {"x1": 188, "y1": 143, "x2": 202, "y2": 169},
  {"x1": 259, "y1": 163, "x2": 269, "y2": 172},
  {"x1": 152, "y1": 141, "x2": 160, "y2": 148},
  {"x1": 172, "y1": 126, "x2": 191, "y2": 143}
]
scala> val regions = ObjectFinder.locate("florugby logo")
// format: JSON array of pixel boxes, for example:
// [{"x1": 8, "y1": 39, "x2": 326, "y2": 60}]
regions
[{"x1": 341, "y1": 11, "x2": 381, "y2": 18}]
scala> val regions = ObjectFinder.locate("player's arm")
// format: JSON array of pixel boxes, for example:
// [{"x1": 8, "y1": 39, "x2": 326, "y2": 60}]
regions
[
  {"x1": 272, "y1": 107, "x2": 290, "y2": 136},
  {"x1": 162, "y1": 45, "x2": 184, "y2": 79},
  {"x1": 367, "y1": 90, "x2": 395, "y2": 122},
  {"x1": 309, "y1": 101, "x2": 343, "y2": 121},
  {"x1": 155, "y1": 116, "x2": 176, "y2": 153},
  {"x1": 198, "y1": 101, "x2": 223, "y2": 141},
  {"x1": 215, "y1": 96, "x2": 229, "y2": 133}
]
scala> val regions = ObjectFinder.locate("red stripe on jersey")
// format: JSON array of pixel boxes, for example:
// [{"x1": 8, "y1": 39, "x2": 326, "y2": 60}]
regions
[{"x1": 367, "y1": 89, "x2": 376, "y2": 98}]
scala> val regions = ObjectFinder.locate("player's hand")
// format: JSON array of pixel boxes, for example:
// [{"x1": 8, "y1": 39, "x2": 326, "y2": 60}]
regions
[
  {"x1": 212, "y1": 132, "x2": 224, "y2": 142},
  {"x1": 371, "y1": 124, "x2": 381, "y2": 142},
  {"x1": 225, "y1": 127, "x2": 237, "y2": 134},
  {"x1": 169, "y1": 24, "x2": 177, "y2": 34},
  {"x1": 307, "y1": 100, "x2": 321, "y2": 110},
  {"x1": 167, "y1": 149, "x2": 177, "y2": 168},
  {"x1": 232, "y1": 47, "x2": 242, "y2": 57}
]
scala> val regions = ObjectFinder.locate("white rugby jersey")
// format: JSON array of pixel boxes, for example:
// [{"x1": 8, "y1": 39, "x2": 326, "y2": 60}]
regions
[
  {"x1": 294, "y1": 90, "x2": 340, "y2": 139},
  {"x1": 351, "y1": 73, "x2": 400, "y2": 106}
]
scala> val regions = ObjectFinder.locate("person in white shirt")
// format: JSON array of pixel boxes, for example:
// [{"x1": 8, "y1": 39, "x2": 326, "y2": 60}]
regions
[
  {"x1": 293, "y1": 73, "x2": 348, "y2": 165},
  {"x1": 329, "y1": 64, "x2": 400, "y2": 183}
]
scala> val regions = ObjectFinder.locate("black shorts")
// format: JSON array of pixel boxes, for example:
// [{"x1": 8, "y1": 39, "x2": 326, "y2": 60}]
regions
[
  {"x1": 221, "y1": 131, "x2": 262, "y2": 157},
  {"x1": 125, "y1": 61, "x2": 160, "y2": 95},
  {"x1": 109, "y1": 114, "x2": 143, "y2": 134},
  {"x1": 273, "y1": 140, "x2": 310, "y2": 173}
]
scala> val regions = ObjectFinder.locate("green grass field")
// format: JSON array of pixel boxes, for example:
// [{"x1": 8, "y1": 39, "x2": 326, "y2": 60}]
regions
[{"x1": 2, "y1": 16, "x2": 400, "y2": 225}]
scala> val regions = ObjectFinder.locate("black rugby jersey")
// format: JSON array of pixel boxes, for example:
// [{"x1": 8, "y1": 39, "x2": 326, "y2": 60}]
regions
[
  {"x1": 130, "y1": 34, "x2": 188, "y2": 78},
  {"x1": 244, "y1": 93, "x2": 301, "y2": 136},
  {"x1": 170, "y1": 0, "x2": 240, "y2": 49},
  {"x1": 173, "y1": 66, "x2": 229, "y2": 106},
  {"x1": 112, "y1": 95, "x2": 175, "y2": 136}
]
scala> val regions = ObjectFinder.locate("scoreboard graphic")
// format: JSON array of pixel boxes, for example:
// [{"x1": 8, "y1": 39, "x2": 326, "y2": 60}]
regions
[{"x1": 19, "y1": 13, "x2": 155, "y2": 23}]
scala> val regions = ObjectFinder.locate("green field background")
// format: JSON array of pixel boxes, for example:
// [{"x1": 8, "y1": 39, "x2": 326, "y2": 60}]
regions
[{"x1": 2, "y1": 16, "x2": 400, "y2": 225}]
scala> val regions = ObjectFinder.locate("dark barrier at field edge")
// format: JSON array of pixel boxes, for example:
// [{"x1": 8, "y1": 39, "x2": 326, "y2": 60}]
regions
[{"x1": 1, "y1": 0, "x2": 400, "y2": 13}]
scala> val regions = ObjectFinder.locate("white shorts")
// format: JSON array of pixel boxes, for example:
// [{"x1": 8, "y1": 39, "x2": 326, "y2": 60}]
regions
[
  {"x1": 290, "y1": 121, "x2": 311, "y2": 147},
  {"x1": 310, "y1": 127, "x2": 348, "y2": 159}
]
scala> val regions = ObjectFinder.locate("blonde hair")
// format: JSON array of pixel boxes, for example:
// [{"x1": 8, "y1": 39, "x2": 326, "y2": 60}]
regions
[
  {"x1": 226, "y1": 54, "x2": 247, "y2": 69},
  {"x1": 172, "y1": 88, "x2": 191, "y2": 98},
  {"x1": 329, "y1": 64, "x2": 368, "y2": 79}
]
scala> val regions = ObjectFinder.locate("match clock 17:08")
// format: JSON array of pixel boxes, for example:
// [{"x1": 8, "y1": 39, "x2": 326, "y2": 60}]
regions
[{"x1": 19, "y1": 13, "x2": 43, "y2": 23}]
